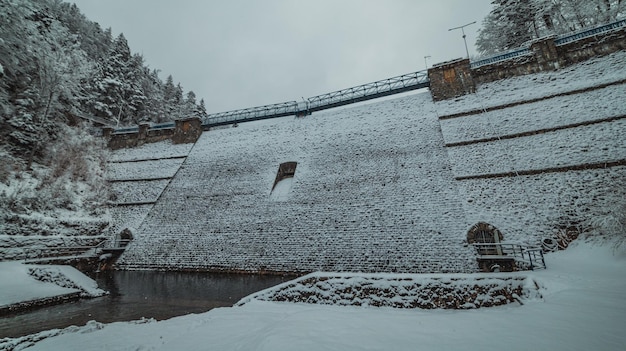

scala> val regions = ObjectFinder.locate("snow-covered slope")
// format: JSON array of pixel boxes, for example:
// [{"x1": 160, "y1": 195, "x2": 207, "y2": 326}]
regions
[{"x1": 0, "y1": 262, "x2": 105, "y2": 311}]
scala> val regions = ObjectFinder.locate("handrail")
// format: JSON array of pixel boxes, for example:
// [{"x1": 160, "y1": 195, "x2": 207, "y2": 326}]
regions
[
  {"x1": 473, "y1": 242, "x2": 546, "y2": 270},
  {"x1": 555, "y1": 18, "x2": 626, "y2": 45},
  {"x1": 111, "y1": 126, "x2": 139, "y2": 134},
  {"x1": 202, "y1": 100, "x2": 298, "y2": 127},
  {"x1": 306, "y1": 70, "x2": 429, "y2": 112},
  {"x1": 111, "y1": 121, "x2": 175, "y2": 134},
  {"x1": 150, "y1": 121, "x2": 175, "y2": 130},
  {"x1": 470, "y1": 47, "x2": 532, "y2": 68},
  {"x1": 26, "y1": 238, "x2": 131, "y2": 261}
]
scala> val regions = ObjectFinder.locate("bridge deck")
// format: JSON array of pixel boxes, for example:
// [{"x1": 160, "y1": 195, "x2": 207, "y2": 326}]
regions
[{"x1": 202, "y1": 70, "x2": 429, "y2": 129}]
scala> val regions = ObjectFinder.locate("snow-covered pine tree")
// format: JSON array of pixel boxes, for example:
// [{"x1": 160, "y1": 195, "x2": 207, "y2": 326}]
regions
[
  {"x1": 198, "y1": 98, "x2": 208, "y2": 120},
  {"x1": 183, "y1": 90, "x2": 199, "y2": 119},
  {"x1": 137, "y1": 68, "x2": 168, "y2": 123},
  {"x1": 90, "y1": 33, "x2": 147, "y2": 125},
  {"x1": 1, "y1": 0, "x2": 92, "y2": 166},
  {"x1": 477, "y1": 0, "x2": 541, "y2": 54}
]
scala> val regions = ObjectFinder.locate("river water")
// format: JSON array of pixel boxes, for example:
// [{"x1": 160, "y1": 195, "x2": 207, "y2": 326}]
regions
[{"x1": 0, "y1": 270, "x2": 294, "y2": 338}]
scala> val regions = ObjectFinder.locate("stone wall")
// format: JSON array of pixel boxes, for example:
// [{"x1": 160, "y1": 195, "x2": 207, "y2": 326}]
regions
[
  {"x1": 107, "y1": 28, "x2": 626, "y2": 275},
  {"x1": 429, "y1": 23, "x2": 626, "y2": 100},
  {"x1": 118, "y1": 94, "x2": 478, "y2": 274},
  {"x1": 436, "y1": 63, "x2": 626, "y2": 246},
  {"x1": 428, "y1": 59, "x2": 475, "y2": 101},
  {"x1": 104, "y1": 117, "x2": 202, "y2": 150},
  {"x1": 103, "y1": 142, "x2": 194, "y2": 255},
  {"x1": 113, "y1": 50, "x2": 626, "y2": 274},
  {"x1": 172, "y1": 118, "x2": 203, "y2": 144},
  {"x1": 557, "y1": 26, "x2": 626, "y2": 65}
]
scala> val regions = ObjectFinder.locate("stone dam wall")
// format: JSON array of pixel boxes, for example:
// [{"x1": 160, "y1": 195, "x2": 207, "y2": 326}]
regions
[
  {"x1": 108, "y1": 50, "x2": 626, "y2": 273},
  {"x1": 115, "y1": 95, "x2": 478, "y2": 273}
]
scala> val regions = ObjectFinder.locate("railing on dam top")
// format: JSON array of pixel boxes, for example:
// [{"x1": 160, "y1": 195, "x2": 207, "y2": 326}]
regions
[
  {"x1": 306, "y1": 70, "x2": 430, "y2": 112},
  {"x1": 555, "y1": 18, "x2": 626, "y2": 45},
  {"x1": 202, "y1": 70, "x2": 430, "y2": 128},
  {"x1": 112, "y1": 126, "x2": 139, "y2": 134},
  {"x1": 202, "y1": 100, "x2": 299, "y2": 127},
  {"x1": 470, "y1": 47, "x2": 531, "y2": 68},
  {"x1": 110, "y1": 121, "x2": 175, "y2": 134},
  {"x1": 470, "y1": 18, "x2": 626, "y2": 68}
]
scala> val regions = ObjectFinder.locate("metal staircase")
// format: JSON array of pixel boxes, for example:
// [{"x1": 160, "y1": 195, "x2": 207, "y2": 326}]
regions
[
  {"x1": 24, "y1": 239, "x2": 131, "y2": 271},
  {"x1": 473, "y1": 242, "x2": 546, "y2": 272}
]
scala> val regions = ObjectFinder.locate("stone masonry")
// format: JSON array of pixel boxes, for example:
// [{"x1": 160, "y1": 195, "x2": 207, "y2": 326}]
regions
[
  {"x1": 118, "y1": 94, "x2": 478, "y2": 274},
  {"x1": 430, "y1": 22, "x2": 626, "y2": 100}
]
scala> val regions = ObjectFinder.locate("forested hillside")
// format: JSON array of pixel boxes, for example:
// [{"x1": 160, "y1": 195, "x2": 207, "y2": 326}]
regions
[
  {"x1": 0, "y1": 0, "x2": 206, "y2": 226},
  {"x1": 477, "y1": 0, "x2": 625, "y2": 54}
]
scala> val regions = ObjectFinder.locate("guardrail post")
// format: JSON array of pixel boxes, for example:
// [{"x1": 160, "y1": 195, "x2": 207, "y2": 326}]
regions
[
  {"x1": 173, "y1": 117, "x2": 202, "y2": 144},
  {"x1": 102, "y1": 126, "x2": 114, "y2": 139},
  {"x1": 530, "y1": 36, "x2": 560, "y2": 71},
  {"x1": 138, "y1": 123, "x2": 150, "y2": 145}
]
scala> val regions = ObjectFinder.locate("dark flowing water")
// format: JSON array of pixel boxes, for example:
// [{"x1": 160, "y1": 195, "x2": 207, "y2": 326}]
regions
[{"x1": 0, "y1": 270, "x2": 293, "y2": 338}]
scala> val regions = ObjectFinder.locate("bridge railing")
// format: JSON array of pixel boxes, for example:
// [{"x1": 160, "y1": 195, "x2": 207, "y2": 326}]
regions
[
  {"x1": 306, "y1": 70, "x2": 429, "y2": 112},
  {"x1": 110, "y1": 121, "x2": 175, "y2": 135},
  {"x1": 112, "y1": 126, "x2": 139, "y2": 134},
  {"x1": 150, "y1": 121, "x2": 175, "y2": 130},
  {"x1": 555, "y1": 18, "x2": 626, "y2": 45},
  {"x1": 203, "y1": 101, "x2": 298, "y2": 127},
  {"x1": 470, "y1": 47, "x2": 532, "y2": 68}
]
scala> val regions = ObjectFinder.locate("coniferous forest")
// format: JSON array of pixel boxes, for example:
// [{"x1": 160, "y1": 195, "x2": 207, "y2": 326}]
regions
[{"x1": 0, "y1": 0, "x2": 206, "y2": 221}]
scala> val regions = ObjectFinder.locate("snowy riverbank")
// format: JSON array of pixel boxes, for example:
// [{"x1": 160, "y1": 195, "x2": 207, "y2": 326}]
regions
[
  {"x1": 0, "y1": 262, "x2": 106, "y2": 315},
  {"x1": 2, "y1": 241, "x2": 624, "y2": 351}
]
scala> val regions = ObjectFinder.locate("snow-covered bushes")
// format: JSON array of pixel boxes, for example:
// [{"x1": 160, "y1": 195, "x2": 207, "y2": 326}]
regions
[
  {"x1": 587, "y1": 200, "x2": 626, "y2": 249},
  {"x1": 0, "y1": 124, "x2": 110, "y2": 223},
  {"x1": 39, "y1": 124, "x2": 110, "y2": 215}
]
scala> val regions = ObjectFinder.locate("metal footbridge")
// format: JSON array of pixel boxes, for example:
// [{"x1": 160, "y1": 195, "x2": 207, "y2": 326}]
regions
[{"x1": 202, "y1": 70, "x2": 430, "y2": 128}]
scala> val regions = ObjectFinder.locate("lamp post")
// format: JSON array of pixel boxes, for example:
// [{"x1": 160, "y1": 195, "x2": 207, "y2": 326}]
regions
[
  {"x1": 448, "y1": 21, "x2": 476, "y2": 59},
  {"x1": 424, "y1": 55, "x2": 431, "y2": 70}
]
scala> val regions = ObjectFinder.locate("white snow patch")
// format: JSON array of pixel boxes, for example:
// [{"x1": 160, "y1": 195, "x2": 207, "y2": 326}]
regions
[
  {"x1": 0, "y1": 262, "x2": 105, "y2": 308},
  {"x1": 269, "y1": 177, "x2": 294, "y2": 201}
]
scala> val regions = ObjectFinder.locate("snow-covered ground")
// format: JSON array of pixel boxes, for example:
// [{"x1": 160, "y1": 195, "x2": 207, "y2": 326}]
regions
[
  {"x1": 2, "y1": 241, "x2": 624, "y2": 351},
  {"x1": 0, "y1": 262, "x2": 105, "y2": 309}
]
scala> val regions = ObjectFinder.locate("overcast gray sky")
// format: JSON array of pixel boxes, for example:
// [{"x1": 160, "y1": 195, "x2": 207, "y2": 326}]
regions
[{"x1": 70, "y1": 0, "x2": 493, "y2": 114}]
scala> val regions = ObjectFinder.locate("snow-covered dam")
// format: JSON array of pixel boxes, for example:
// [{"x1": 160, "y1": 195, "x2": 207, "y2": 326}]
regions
[{"x1": 107, "y1": 51, "x2": 626, "y2": 274}]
